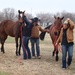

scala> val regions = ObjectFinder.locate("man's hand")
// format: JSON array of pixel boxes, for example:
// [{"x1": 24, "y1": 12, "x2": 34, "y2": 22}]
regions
[
  {"x1": 55, "y1": 42, "x2": 58, "y2": 46},
  {"x1": 67, "y1": 18, "x2": 70, "y2": 21},
  {"x1": 46, "y1": 29, "x2": 49, "y2": 33}
]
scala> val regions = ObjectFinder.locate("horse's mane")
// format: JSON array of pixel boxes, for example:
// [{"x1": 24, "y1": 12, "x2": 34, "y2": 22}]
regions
[{"x1": 40, "y1": 24, "x2": 52, "y2": 40}]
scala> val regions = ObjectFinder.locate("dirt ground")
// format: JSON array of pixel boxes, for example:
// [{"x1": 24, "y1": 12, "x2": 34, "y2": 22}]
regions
[{"x1": 0, "y1": 43, "x2": 75, "y2": 75}]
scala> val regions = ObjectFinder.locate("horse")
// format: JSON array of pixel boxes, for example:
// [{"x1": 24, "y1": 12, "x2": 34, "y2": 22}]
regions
[
  {"x1": 0, "y1": 10, "x2": 25, "y2": 56},
  {"x1": 40, "y1": 16, "x2": 64, "y2": 61},
  {"x1": 0, "y1": 20, "x2": 22, "y2": 55}
]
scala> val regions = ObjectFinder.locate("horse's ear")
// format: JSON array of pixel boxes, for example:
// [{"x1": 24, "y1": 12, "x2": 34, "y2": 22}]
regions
[
  {"x1": 61, "y1": 16, "x2": 64, "y2": 20},
  {"x1": 54, "y1": 15, "x2": 56, "y2": 19},
  {"x1": 23, "y1": 11, "x2": 25, "y2": 14},
  {"x1": 18, "y1": 10, "x2": 20, "y2": 14}
]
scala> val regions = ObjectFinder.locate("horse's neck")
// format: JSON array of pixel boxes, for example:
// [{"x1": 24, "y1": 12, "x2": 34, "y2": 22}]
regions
[
  {"x1": 54, "y1": 24, "x2": 62, "y2": 30},
  {"x1": 50, "y1": 25, "x2": 57, "y2": 30},
  {"x1": 14, "y1": 21, "x2": 20, "y2": 25}
]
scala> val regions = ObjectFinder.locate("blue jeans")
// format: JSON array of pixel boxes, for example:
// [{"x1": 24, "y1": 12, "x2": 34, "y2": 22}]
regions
[
  {"x1": 62, "y1": 45, "x2": 73, "y2": 68},
  {"x1": 22, "y1": 36, "x2": 31, "y2": 59},
  {"x1": 31, "y1": 38, "x2": 40, "y2": 57}
]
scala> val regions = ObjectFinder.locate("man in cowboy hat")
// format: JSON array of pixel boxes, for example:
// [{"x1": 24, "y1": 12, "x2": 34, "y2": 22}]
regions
[{"x1": 31, "y1": 17, "x2": 49, "y2": 59}]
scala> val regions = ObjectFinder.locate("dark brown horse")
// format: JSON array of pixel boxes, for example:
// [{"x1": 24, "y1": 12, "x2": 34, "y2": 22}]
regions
[
  {"x1": 0, "y1": 20, "x2": 23, "y2": 56},
  {"x1": 40, "y1": 16, "x2": 64, "y2": 61},
  {"x1": 0, "y1": 10, "x2": 25, "y2": 56}
]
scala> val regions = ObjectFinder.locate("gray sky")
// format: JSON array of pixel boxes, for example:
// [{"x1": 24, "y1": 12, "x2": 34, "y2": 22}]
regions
[{"x1": 0, "y1": 0, "x2": 75, "y2": 16}]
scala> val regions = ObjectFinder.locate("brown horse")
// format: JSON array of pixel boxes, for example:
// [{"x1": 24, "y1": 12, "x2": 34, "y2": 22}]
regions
[
  {"x1": 0, "y1": 20, "x2": 23, "y2": 56},
  {"x1": 40, "y1": 16, "x2": 64, "y2": 61},
  {"x1": 0, "y1": 10, "x2": 26, "y2": 56}
]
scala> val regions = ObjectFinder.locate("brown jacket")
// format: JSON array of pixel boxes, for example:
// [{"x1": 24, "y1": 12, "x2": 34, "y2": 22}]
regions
[
  {"x1": 31, "y1": 25, "x2": 47, "y2": 38},
  {"x1": 56, "y1": 19, "x2": 75, "y2": 44}
]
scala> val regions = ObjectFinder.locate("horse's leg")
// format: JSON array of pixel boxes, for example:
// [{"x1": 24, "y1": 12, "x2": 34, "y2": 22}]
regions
[
  {"x1": 15, "y1": 37, "x2": 19, "y2": 56},
  {"x1": 56, "y1": 50, "x2": 59, "y2": 61},
  {"x1": 55, "y1": 44, "x2": 59, "y2": 61},
  {"x1": 54, "y1": 45, "x2": 59, "y2": 61},
  {"x1": 18, "y1": 37, "x2": 21, "y2": 55},
  {"x1": 0, "y1": 35, "x2": 7, "y2": 53},
  {"x1": 52, "y1": 49, "x2": 56, "y2": 56},
  {"x1": 1, "y1": 40, "x2": 5, "y2": 53},
  {"x1": 0, "y1": 38, "x2": 3, "y2": 52},
  {"x1": 52, "y1": 45, "x2": 56, "y2": 56}
]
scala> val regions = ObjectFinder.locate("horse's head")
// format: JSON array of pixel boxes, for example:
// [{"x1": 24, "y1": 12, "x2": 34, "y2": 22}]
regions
[
  {"x1": 18, "y1": 10, "x2": 25, "y2": 23},
  {"x1": 54, "y1": 16, "x2": 64, "y2": 26},
  {"x1": 22, "y1": 11, "x2": 25, "y2": 17}
]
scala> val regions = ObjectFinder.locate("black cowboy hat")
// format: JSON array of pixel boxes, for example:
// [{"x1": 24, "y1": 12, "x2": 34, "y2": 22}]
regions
[{"x1": 34, "y1": 17, "x2": 40, "y2": 22}]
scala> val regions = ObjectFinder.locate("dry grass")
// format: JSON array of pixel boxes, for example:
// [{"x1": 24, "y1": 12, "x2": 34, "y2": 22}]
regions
[
  {"x1": 0, "y1": 43, "x2": 75, "y2": 75},
  {"x1": 0, "y1": 29, "x2": 75, "y2": 75}
]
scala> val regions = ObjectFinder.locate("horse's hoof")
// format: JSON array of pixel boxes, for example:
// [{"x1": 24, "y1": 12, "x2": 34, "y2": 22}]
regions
[
  {"x1": 16, "y1": 53, "x2": 19, "y2": 56},
  {"x1": 1, "y1": 50, "x2": 3, "y2": 52},
  {"x1": 52, "y1": 52, "x2": 55, "y2": 56},
  {"x1": 19, "y1": 54, "x2": 21, "y2": 56},
  {"x1": 56, "y1": 56, "x2": 59, "y2": 61},
  {"x1": 52, "y1": 54, "x2": 54, "y2": 57},
  {"x1": 19, "y1": 52, "x2": 21, "y2": 56},
  {"x1": 3, "y1": 51, "x2": 5, "y2": 53},
  {"x1": 16, "y1": 53, "x2": 21, "y2": 56}
]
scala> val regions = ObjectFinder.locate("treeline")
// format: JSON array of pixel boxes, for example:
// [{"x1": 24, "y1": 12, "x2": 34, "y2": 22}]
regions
[
  {"x1": 0, "y1": 8, "x2": 75, "y2": 25},
  {"x1": 0, "y1": 8, "x2": 33, "y2": 22}
]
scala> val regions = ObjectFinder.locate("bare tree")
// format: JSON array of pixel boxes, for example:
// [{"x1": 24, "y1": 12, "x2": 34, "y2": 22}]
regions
[
  {"x1": 15, "y1": 12, "x2": 33, "y2": 22},
  {"x1": 1, "y1": 8, "x2": 75, "y2": 24},
  {"x1": 36, "y1": 13, "x2": 53, "y2": 27},
  {"x1": 3, "y1": 8, "x2": 17, "y2": 20},
  {"x1": 0, "y1": 11, "x2": 4, "y2": 22},
  {"x1": 26, "y1": 13, "x2": 33, "y2": 19},
  {"x1": 61, "y1": 11, "x2": 75, "y2": 23}
]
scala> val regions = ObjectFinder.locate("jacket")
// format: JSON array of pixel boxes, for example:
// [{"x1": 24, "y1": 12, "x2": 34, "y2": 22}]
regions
[
  {"x1": 31, "y1": 24, "x2": 47, "y2": 38},
  {"x1": 22, "y1": 16, "x2": 33, "y2": 37},
  {"x1": 56, "y1": 19, "x2": 75, "y2": 44}
]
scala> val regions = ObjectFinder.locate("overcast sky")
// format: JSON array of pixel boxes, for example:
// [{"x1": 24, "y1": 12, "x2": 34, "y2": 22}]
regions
[{"x1": 0, "y1": 0, "x2": 75, "y2": 16}]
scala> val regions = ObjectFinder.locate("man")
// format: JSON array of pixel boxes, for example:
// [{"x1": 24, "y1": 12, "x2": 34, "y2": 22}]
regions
[
  {"x1": 31, "y1": 17, "x2": 49, "y2": 59},
  {"x1": 56, "y1": 18, "x2": 74, "y2": 69},
  {"x1": 21, "y1": 11, "x2": 34, "y2": 59}
]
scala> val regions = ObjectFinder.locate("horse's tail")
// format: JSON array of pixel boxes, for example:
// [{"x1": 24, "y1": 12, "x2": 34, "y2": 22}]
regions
[{"x1": 40, "y1": 24, "x2": 52, "y2": 40}]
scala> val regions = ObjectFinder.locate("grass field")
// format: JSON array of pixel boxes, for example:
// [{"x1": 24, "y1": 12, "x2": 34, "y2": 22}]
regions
[
  {"x1": 5, "y1": 36, "x2": 15, "y2": 43},
  {"x1": 0, "y1": 72, "x2": 10, "y2": 75},
  {"x1": 0, "y1": 31, "x2": 75, "y2": 75}
]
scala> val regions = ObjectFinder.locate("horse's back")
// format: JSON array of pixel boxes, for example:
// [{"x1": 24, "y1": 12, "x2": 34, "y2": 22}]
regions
[{"x1": 0, "y1": 20, "x2": 19, "y2": 37}]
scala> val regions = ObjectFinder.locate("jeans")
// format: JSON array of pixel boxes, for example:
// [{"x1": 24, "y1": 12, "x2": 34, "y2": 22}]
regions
[
  {"x1": 31, "y1": 38, "x2": 40, "y2": 57},
  {"x1": 62, "y1": 45, "x2": 73, "y2": 68},
  {"x1": 22, "y1": 36, "x2": 31, "y2": 59}
]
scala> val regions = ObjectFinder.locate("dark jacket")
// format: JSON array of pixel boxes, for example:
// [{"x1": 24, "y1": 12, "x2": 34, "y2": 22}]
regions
[{"x1": 22, "y1": 16, "x2": 33, "y2": 37}]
